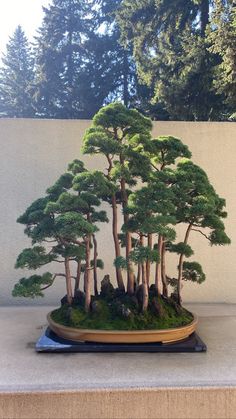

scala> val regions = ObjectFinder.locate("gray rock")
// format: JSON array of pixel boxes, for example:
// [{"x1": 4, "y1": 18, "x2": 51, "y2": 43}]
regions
[
  {"x1": 73, "y1": 290, "x2": 85, "y2": 306},
  {"x1": 117, "y1": 303, "x2": 132, "y2": 319},
  {"x1": 101, "y1": 275, "x2": 114, "y2": 299}
]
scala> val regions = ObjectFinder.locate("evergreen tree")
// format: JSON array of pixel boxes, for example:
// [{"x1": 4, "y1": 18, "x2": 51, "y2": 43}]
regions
[
  {"x1": 170, "y1": 159, "x2": 230, "y2": 303},
  {"x1": 33, "y1": 0, "x2": 97, "y2": 118},
  {"x1": 82, "y1": 102, "x2": 152, "y2": 294},
  {"x1": 208, "y1": 0, "x2": 236, "y2": 118},
  {"x1": 95, "y1": 0, "x2": 168, "y2": 117},
  {"x1": 13, "y1": 160, "x2": 108, "y2": 311},
  {"x1": 72, "y1": 170, "x2": 109, "y2": 309},
  {"x1": 13, "y1": 103, "x2": 230, "y2": 318},
  {"x1": 0, "y1": 26, "x2": 35, "y2": 117},
  {"x1": 33, "y1": 0, "x2": 152, "y2": 119},
  {"x1": 125, "y1": 181, "x2": 176, "y2": 309},
  {"x1": 92, "y1": 0, "x2": 138, "y2": 108},
  {"x1": 125, "y1": 135, "x2": 230, "y2": 305},
  {"x1": 117, "y1": 0, "x2": 224, "y2": 120},
  {"x1": 142, "y1": 136, "x2": 192, "y2": 296}
]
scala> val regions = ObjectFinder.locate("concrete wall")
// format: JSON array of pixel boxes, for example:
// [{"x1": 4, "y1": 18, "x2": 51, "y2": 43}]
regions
[{"x1": 0, "y1": 119, "x2": 235, "y2": 305}]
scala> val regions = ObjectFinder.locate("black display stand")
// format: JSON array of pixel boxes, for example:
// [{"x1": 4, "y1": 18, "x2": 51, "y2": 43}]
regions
[{"x1": 36, "y1": 328, "x2": 207, "y2": 353}]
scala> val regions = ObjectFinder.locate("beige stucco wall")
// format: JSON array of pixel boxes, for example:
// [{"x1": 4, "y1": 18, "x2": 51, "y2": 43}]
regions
[{"x1": 0, "y1": 118, "x2": 235, "y2": 305}]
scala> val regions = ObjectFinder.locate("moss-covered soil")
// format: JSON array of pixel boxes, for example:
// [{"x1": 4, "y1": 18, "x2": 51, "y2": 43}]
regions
[{"x1": 51, "y1": 287, "x2": 194, "y2": 331}]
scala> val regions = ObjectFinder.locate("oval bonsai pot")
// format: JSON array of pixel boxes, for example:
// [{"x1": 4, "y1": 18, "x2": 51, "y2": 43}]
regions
[{"x1": 47, "y1": 312, "x2": 198, "y2": 344}]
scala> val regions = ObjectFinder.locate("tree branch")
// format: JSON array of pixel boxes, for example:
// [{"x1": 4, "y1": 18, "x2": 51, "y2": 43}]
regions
[
  {"x1": 150, "y1": 162, "x2": 160, "y2": 172},
  {"x1": 60, "y1": 237, "x2": 85, "y2": 247},
  {"x1": 192, "y1": 228, "x2": 211, "y2": 242},
  {"x1": 160, "y1": 150, "x2": 166, "y2": 170},
  {"x1": 40, "y1": 273, "x2": 65, "y2": 291},
  {"x1": 106, "y1": 154, "x2": 113, "y2": 178}
]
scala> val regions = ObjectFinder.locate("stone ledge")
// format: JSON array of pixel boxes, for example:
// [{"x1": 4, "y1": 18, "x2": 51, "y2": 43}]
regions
[{"x1": 0, "y1": 304, "x2": 236, "y2": 418}]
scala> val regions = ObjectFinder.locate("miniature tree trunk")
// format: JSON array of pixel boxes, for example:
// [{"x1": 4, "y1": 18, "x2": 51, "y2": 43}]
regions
[
  {"x1": 141, "y1": 262, "x2": 149, "y2": 311},
  {"x1": 92, "y1": 234, "x2": 98, "y2": 296},
  {"x1": 85, "y1": 236, "x2": 91, "y2": 312},
  {"x1": 74, "y1": 261, "x2": 81, "y2": 293},
  {"x1": 127, "y1": 232, "x2": 135, "y2": 295},
  {"x1": 137, "y1": 263, "x2": 141, "y2": 285},
  {"x1": 161, "y1": 241, "x2": 168, "y2": 298},
  {"x1": 64, "y1": 257, "x2": 73, "y2": 305},
  {"x1": 140, "y1": 234, "x2": 148, "y2": 311},
  {"x1": 111, "y1": 194, "x2": 125, "y2": 291},
  {"x1": 155, "y1": 235, "x2": 163, "y2": 294},
  {"x1": 146, "y1": 233, "x2": 152, "y2": 287},
  {"x1": 177, "y1": 223, "x2": 192, "y2": 304},
  {"x1": 137, "y1": 234, "x2": 143, "y2": 286},
  {"x1": 120, "y1": 175, "x2": 135, "y2": 295}
]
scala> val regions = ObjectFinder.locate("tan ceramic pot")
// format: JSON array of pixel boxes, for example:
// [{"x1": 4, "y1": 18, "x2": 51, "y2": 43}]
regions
[{"x1": 47, "y1": 312, "x2": 197, "y2": 344}]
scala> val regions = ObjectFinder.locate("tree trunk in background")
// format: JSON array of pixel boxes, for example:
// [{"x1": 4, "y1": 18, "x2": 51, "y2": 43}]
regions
[
  {"x1": 111, "y1": 194, "x2": 125, "y2": 291},
  {"x1": 137, "y1": 263, "x2": 141, "y2": 285},
  {"x1": 93, "y1": 234, "x2": 98, "y2": 296},
  {"x1": 137, "y1": 233, "x2": 143, "y2": 286},
  {"x1": 123, "y1": 50, "x2": 129, "y2": 107},
  {"x1": 177, "y1": 223, "x2": 192, "y2": 305},
  {"x1": 120, "y1": 174, "x2": 135, "y2": 295},
  {"x1": 140, "y1": 234, "x2": 148, "y2": 311},
  {"x1": 126, "y1": 230, "x2": 135, "y2": 295},
  {"x1": 161, "y1": 241, "x2": 168, "y2": 298},
  {"x1": 155, "y1": 235, "x2": 163, "y2": 294},
  {"x1": 74, "y1": 260, "x2": 81, "y2": 293},
  {"x1": 200, "y1": 0, "x2": 210, "y2": 37},
  {"x1": 67, "y1": 0, "x2": 74, "y2": 117},
  {"x1": 142, "y1": 262, "x2": 149, "y2": 312},
  {"x1": 146, "y1": 233, "x2": 152, "y2": 287},
  {"x1": 85, "y1": 236, "x2": 91, "y2": 312},
  {"x1": 65, "y1": 257, "x2": 73, "y2": 305}
]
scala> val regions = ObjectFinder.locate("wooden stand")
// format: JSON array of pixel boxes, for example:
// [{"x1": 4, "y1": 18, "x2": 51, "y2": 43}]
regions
[{"x1": 36, "y1": 328, "x2": 207, "y2": 353}]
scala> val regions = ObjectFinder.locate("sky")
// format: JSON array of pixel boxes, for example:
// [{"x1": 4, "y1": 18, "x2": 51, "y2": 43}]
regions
[{"x1": 0, "y1": 1, "x2": 51, "y2": 57}]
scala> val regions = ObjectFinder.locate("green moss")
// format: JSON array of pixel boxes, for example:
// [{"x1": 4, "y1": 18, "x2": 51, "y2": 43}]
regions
[{"x1": 51, "y1": 296, "x2": 194, "y2": 331}]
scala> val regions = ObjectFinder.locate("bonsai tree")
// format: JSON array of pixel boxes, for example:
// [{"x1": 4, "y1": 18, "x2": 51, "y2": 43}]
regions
[
  {"x1": 13, "y1": 160, "x2": 108, "y2": 312},
  {"x1": 13, "y1": 103, "x2": 230, "y2": 333},
  {"x1": 71, "y1": 169, "x2": 110, "y2": 310},
  {"x1": 168, "y1": 159, "x2": 231, "y2": 304},
  {"x1": 123, "y1": 181, "x2": 176, "y2": 310},
  {"x1": 142, "y1": 136, "x2": 192, "y2": 298},
  {"x1": 82, "y1": 102, "x2": 152, "y2": 295}
]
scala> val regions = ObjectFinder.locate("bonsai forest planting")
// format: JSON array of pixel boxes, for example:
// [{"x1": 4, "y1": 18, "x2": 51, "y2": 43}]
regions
[{"x1": 13, "y1": 103, "x2": 230, "y2": 339}]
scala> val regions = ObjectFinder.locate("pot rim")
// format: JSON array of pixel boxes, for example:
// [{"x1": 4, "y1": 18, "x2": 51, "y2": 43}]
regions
[{"x1": 47, "y1": 311, "x2": 197, "y2": 335}]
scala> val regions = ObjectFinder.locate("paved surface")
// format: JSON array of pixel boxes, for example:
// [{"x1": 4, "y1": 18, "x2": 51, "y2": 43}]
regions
[{"x1": 1, "y1": 304, "x2": 236, "y2": 392}]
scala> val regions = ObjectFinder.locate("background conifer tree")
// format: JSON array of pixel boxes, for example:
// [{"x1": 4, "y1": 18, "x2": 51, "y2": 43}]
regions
[
  {"x1": 92, "y1": 0, "x2": 139, "y2": 108},
  {"x1": 117, "y1": 0, "x2": 226, "y2": 120},
  {"x1": 0, "y1": 26, "x2": 35, "y2": 117},
  {"x1": 1, "y1": 1, "x2": 235, "y2": 120},
  {"x1": 208, "y1": 0, "x2": 236, "y2": 118},
  {"x1": 33, "y1": 0, "x2": 96, "y2": 118}
]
